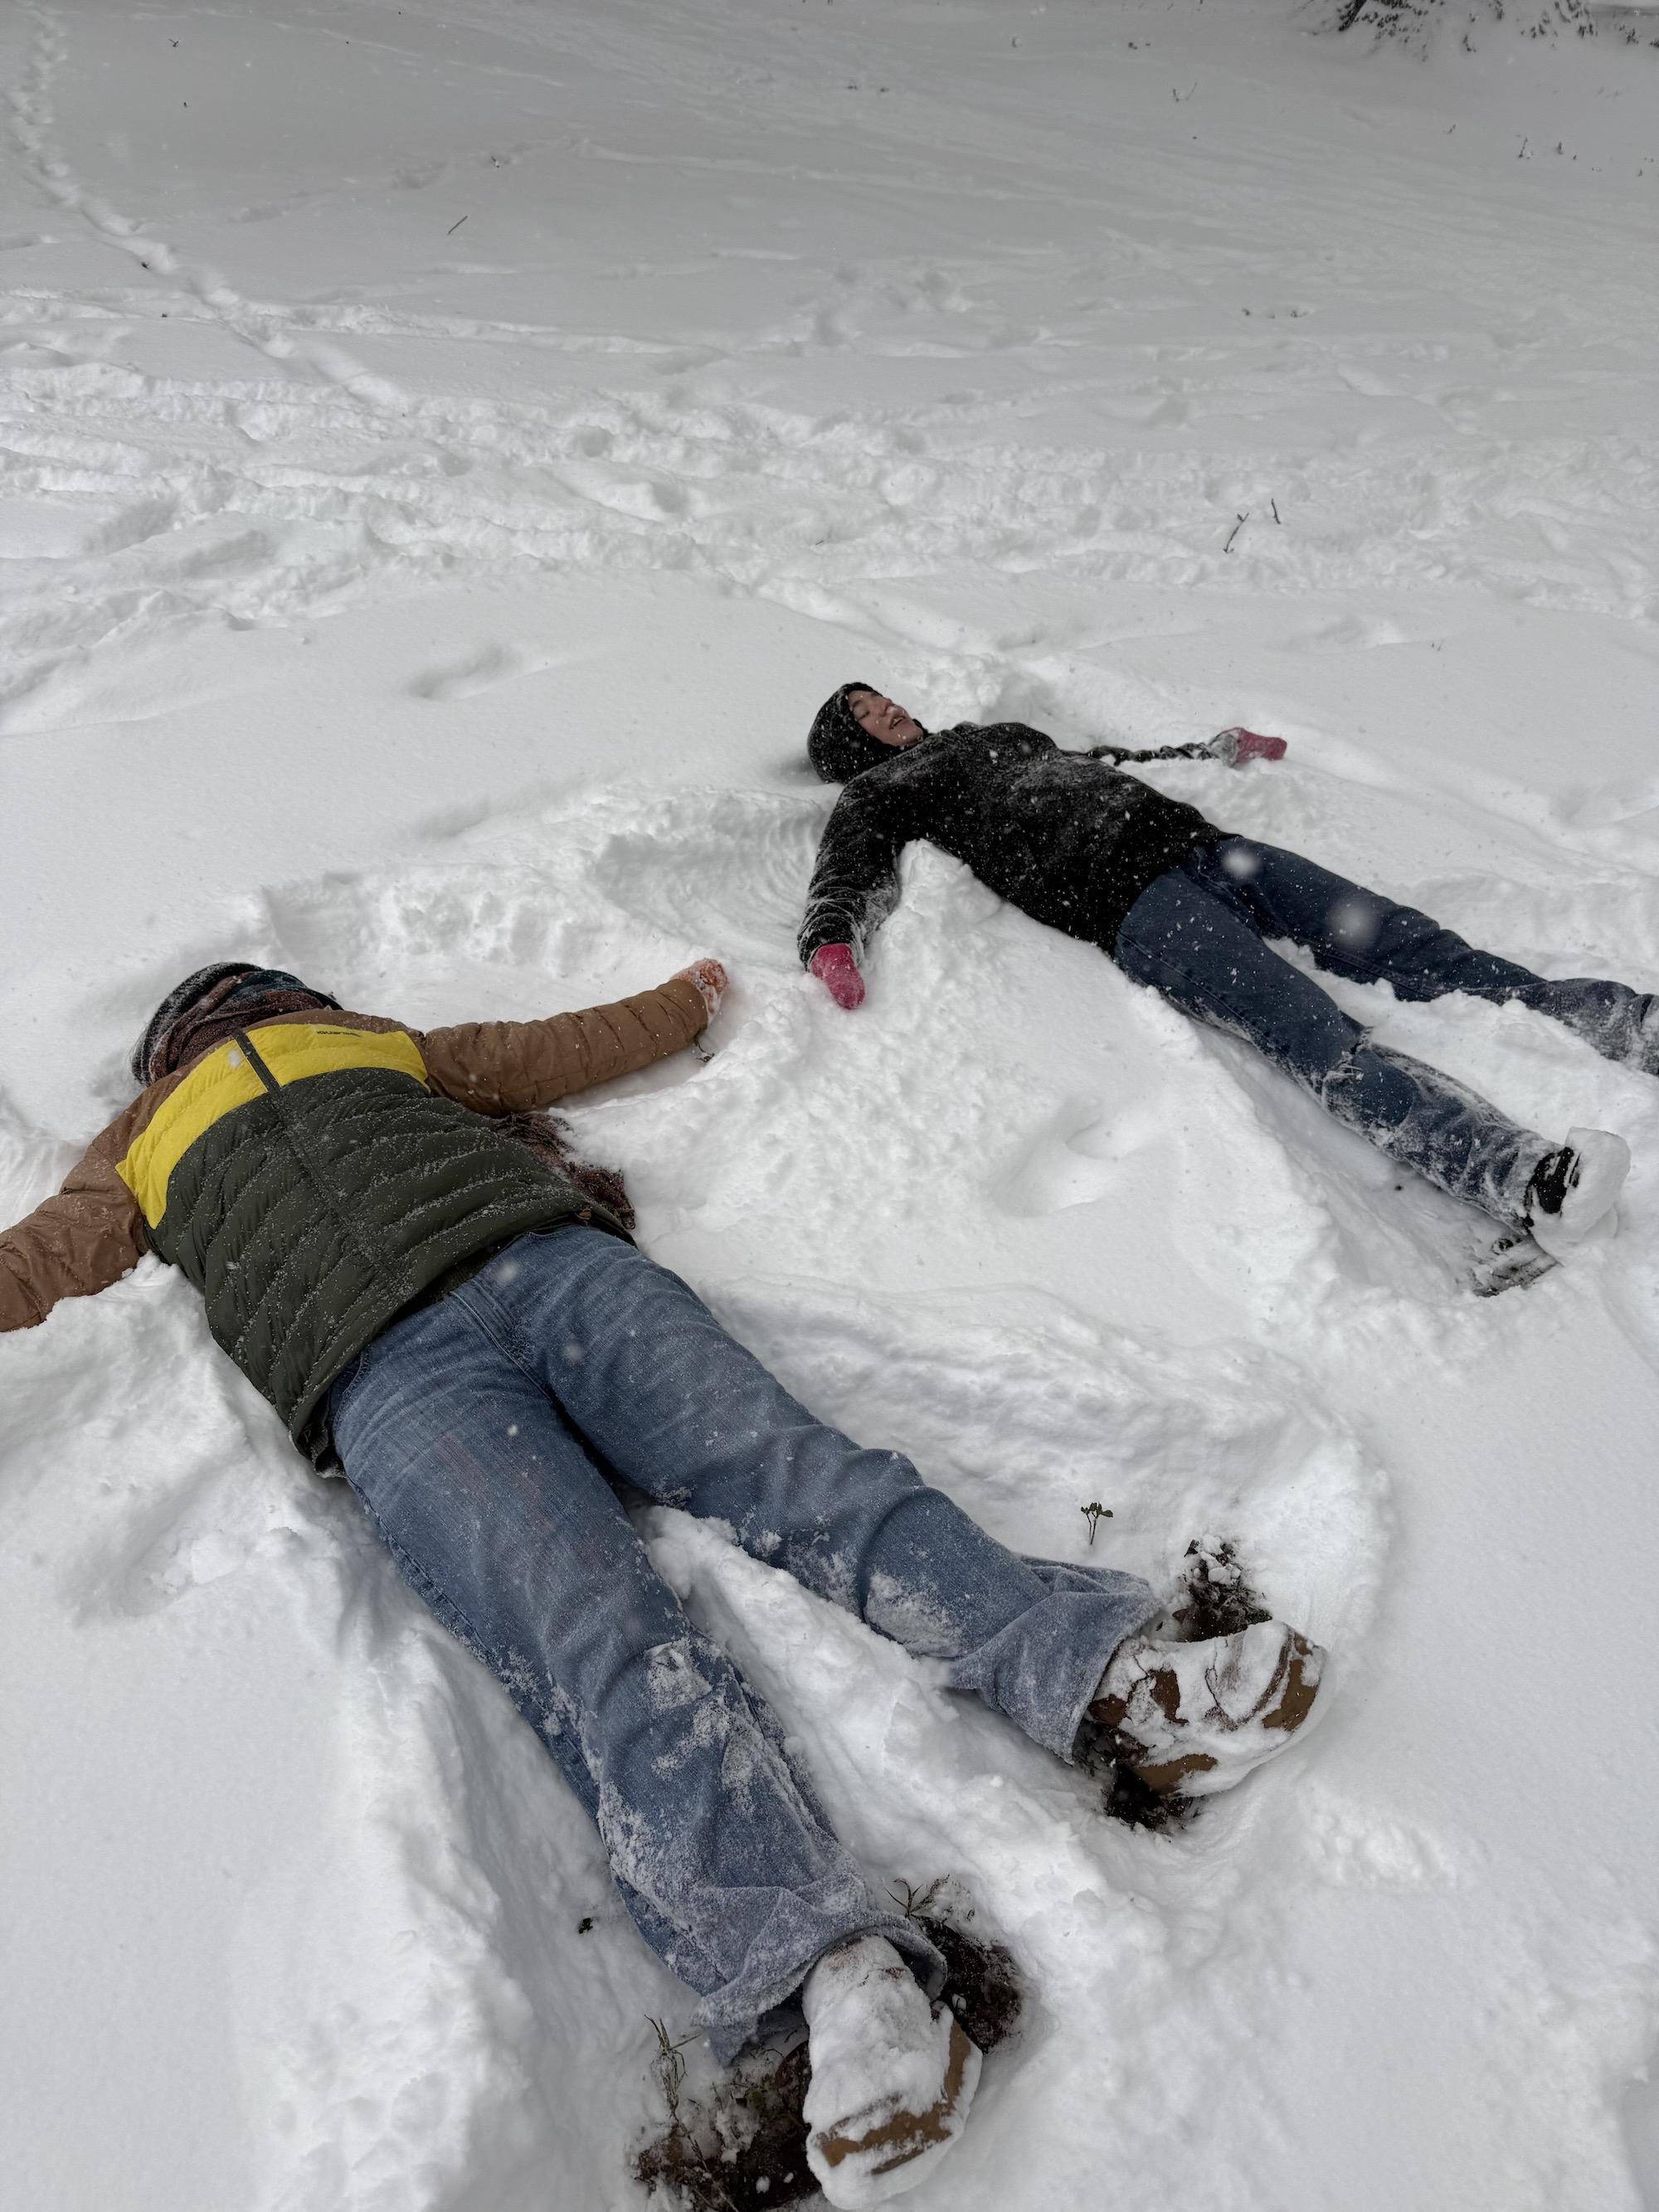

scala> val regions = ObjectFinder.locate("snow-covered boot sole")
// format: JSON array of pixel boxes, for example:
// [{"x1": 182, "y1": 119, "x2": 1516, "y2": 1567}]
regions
[
  {"x1": 804, "y1": 1936, "x2": 982, "y2": 2209},
  {"x1": 1090, "y1": 1620, "x2": 1326, "y2": 1799},
  {"x1": 1527, "y1": 1126, "x2": 1630, "y2": 1259}
]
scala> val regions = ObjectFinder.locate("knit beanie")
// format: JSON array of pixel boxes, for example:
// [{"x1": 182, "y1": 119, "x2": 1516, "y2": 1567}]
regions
[
  {"x1": 806, "y1": 681, "x2": 901, "y2": 784},
  {"x1": 131, "y1": 963, "x2": 341, "y2": 1086}
]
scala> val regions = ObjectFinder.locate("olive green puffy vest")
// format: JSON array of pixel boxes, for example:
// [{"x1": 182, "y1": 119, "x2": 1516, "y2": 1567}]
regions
[{"x1": 117, "y1": 1023, "x2": 614, "y2": 1454}]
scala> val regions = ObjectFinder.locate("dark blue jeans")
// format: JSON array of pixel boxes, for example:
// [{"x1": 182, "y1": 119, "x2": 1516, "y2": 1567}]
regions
[
  {"x1": 328, "y1": 1226, "x2": 1156, "y2": 2059},
  {"x1": 1117, "y1": 838, "x2": 1656, "y2": 1228}
]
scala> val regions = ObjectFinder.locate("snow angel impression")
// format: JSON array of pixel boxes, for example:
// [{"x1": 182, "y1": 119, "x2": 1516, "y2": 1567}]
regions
[
  {"x1": 0, "y1": 955, "x2": 1325, "y2": 2206},
  {"x1": 800, "y1": 682, "x2": 1657, "y2": 1291}
]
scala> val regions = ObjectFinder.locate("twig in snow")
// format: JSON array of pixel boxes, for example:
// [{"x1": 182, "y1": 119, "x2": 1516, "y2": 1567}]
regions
[
  {"x1": 1223, "y1": 512, "x2": 1248, "y2": 554},
  {"x1": 1271, "y1": 497, "x2": 1282, "y2": 525},
  {"x1": 646, "y1": 2016, "x2": 696, "y2": 2127},
  {"x1": 447, "y1": 214, "x2": 469, "y2": 235},
  {"x1": 1172, "y1": 80, "x2": 1197, "y2": 101},
  {"x1": 1080, "y1": 1501, "x2": 1113, "y2": 1546}
]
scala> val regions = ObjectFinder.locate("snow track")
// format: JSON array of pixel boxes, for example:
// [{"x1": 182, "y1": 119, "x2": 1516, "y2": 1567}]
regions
[
  {"x1": 2, "y1": 2, "x2": 1659, "y2": 2210},
  {"x1": 2, "y1": 0, "x2": 1655, "y2": 732}
]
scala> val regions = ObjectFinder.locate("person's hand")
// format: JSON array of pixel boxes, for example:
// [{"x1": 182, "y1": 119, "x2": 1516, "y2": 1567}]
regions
[
  {"x1": 1209, "y1": 726, "x2": 1287, "y2": 766},
  {"x1": 810, "y1": 943, "x2": 864, "y2": 1010},
  {"x1": 676, "y1": 958, "x2": 727, "y2": 1023}
]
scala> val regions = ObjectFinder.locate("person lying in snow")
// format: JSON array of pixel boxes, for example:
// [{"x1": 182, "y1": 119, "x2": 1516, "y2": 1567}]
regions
[
  {"x1": 1, "y1": 960, "x2": 1321, "y2": 2209},
  {"x1": 802, "y1": 683, "x2": 1652, "y2": 1266}
]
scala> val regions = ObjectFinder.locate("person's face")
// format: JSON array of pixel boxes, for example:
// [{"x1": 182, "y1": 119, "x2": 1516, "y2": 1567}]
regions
[{"x1": 850, "y1": 689, "x2": 924, "y2": 748}]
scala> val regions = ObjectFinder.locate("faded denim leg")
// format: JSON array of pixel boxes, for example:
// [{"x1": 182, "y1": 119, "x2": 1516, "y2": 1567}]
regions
[
  {"x1": 1192, "y1": 836, "x2": 1659, "y2": 1070},
  {"x1": 457, "y1": 1227, "x2": 1159, "y2": 1762},
  {"x1": 1117, "y1": 857, "x2": 1551, "y2": 1226},
  {"x1": 328, "y1": 1295, "x2": 941, "y2": 2063}
]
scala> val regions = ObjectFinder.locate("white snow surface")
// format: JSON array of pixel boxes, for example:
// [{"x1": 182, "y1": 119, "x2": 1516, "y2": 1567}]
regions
[{"x1": 2, "y1": 1, "x2": 1657, "y2": 2206}]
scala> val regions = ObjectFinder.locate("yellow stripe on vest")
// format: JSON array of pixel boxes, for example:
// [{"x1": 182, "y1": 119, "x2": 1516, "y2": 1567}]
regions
[{"x1": 117, "y1": 1023, "x2": 428, "y2": 1228}]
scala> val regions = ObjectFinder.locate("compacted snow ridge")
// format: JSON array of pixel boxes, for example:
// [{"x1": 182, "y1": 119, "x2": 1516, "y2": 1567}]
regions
[{"x1": 2, "y1": 2, "x2": 1657, "y2": 2208}]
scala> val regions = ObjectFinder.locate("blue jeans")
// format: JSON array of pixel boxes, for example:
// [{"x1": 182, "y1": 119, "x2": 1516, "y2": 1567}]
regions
[
  {"x1": 328, "y1": 1226, "x2": 1155, "y2": 2060},
  {"x1": 1117, "y1": 838, "x2": 1657, "y2": 1229}
]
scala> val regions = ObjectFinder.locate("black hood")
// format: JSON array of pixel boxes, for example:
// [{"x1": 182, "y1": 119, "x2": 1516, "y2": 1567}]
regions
[{"x1": 807, "y1": 682, "x2": 905, "y2": 783}]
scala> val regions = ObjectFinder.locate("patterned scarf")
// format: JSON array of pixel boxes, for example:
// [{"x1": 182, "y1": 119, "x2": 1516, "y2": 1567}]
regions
[{"x1": 133, "y1": 964, "x2": 340, "y2": 1086}]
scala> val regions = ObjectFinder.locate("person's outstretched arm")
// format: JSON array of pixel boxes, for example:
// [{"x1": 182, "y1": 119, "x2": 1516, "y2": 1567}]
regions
[
  {"x1": 417, "y1": 964, "x2": 722, "y2": 1114},
  {"x1": 0, "y1": 1123, "x2": 147, "y2": 1331},
  {"x1": 1084, "y1": 728, "x2": 1287, "y2": 766},
  {"x1": 798, "y1": 778, "x2": 912, "y2": 1009}
]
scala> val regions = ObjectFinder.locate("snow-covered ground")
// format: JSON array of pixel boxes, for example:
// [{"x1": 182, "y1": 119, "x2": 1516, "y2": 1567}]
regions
[{"x1": 2, "y1": 1, "x2": 1657, "y2": 2205}]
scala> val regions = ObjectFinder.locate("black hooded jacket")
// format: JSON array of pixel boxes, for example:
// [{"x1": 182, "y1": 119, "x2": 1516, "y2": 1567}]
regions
[{"x1": 798, "y1": 717, "x2": 1224, "y2": 966}]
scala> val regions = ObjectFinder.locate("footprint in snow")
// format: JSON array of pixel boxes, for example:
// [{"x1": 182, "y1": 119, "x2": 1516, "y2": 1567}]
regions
[
  {"x1": 998, "y1": 1096, "x2": 1161, "y2": 1217},
  {"x1": 408, "y1": 642, "x2": 555, "y2": 702},
  {"x1": 1299, "y1": 1788, "x2": 1465, "y2": 1892}
]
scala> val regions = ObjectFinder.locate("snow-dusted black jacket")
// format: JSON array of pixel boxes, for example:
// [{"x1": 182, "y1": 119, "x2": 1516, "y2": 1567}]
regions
[{"x1": 797, "y1": 722, "x2": 1221, "y2": 965}]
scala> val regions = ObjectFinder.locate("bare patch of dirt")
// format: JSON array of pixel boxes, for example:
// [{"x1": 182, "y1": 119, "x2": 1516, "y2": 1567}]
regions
[{"x1": 1169, "y1": 1538, "x2": 1272, "y2": 1643}]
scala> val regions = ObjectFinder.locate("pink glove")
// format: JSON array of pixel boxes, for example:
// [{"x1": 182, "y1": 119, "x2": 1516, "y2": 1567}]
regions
[
  {"x1": 675, "y1": 958, "x2": 727, "y2": 1023},
  {"x1": 810, "y1": 942, "x2": 865, "y2": 1010},
  {"x1": 1210, "y1": 726, "x2": 1287, "y2": 766}
]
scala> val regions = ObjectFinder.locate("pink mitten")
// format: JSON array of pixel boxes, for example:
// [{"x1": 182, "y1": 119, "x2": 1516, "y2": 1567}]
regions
[
  {"x1": 1210, "y1": 726, "x2": 1287, "y2": 766},
  {"x1": 810, "y1": 943, "x2": 865, "y2": 1010},
  {"x1": 675, "y1": 958, "x2": 727, "y2": 1023}
]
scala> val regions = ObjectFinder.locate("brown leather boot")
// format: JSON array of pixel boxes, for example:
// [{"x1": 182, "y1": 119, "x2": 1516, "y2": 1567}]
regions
[
  {"x1": 802, "y1": 1935, "x2": 981, "y2": 2208},
  {"x1": 1090, "y1": 1620, "x2": 1326, "y2": 1797}
]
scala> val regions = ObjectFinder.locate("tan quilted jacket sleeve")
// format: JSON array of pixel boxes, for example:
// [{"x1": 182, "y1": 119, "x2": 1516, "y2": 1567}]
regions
[
  {"x1": 0, "y1": 1115, "x2": 148, "y2": 1332},
  {"x1": 417, "y1": 975, "x2": 708, "y2": 1114}
]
